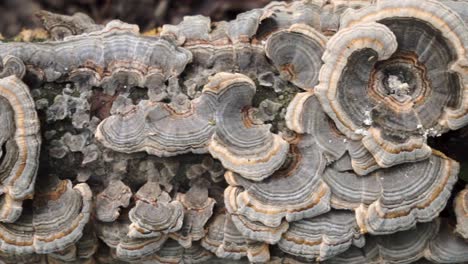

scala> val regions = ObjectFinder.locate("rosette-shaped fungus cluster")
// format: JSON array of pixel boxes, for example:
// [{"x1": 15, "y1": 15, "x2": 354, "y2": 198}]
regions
[{"x1": 0, "y1": 0, "x2": 467, "y2": 263}]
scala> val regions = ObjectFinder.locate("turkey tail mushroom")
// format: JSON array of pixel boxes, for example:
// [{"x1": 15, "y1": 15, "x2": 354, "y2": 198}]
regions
[
  {"x1": 323, "y1": 151, "x2": 458, "y2": 234},
  {"x1": 0, "y1": 75, "x2": 41, "y2": 223},
  {"x1": 278, "y1": 210, "x2": 364, "y2": 261},
  {"x1": 454, "y1": 186, "x2": 468, "y2": 239},
  {"x1": 265, "y1": 24, "x2": 327, "y2": 91},
  {"x1": 0, "y1": 20, "x2": 192, "y2": 94},
  {"x1": 206, "y1": 72, "x2": 289, "y2": 181},
  {"x1": 95, "y1": 180, "x2": 132, "y2": 223},
  {"x1": 0, "y1": 176, "x2": 91, "y2": 255},
  {"x1": 224, "y1": 134, "x2": 330, "y2": 231}
]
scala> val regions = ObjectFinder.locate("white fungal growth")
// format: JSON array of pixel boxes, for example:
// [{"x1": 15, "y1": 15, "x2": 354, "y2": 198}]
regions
[{"x1": 387, "y1": 75, "x2": 410, "y2": 94}]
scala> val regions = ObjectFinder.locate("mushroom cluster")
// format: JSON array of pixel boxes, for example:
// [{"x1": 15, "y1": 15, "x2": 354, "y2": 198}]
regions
[{"x1": 0, "y1": 0, "x2": 467, "y2": 263}]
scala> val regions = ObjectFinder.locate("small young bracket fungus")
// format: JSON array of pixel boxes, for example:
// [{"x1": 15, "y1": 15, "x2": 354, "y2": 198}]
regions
[
  {"x1": 424, "y1": 219, "x2": 468, "y2": 263},
  {"x1": 97, "y1": 216, "x2": 168, "y2": 262},
  {"x1": 200, "y1": 212, "x2": 270, "y2": 263},
  {"x1": 0, "y1": 20, "x2": 192, "y2": 94},
  {"x1": 454, "y1": 185, "x2": 468, "y2": 239},
  {"x1": 128, "y1": 181, "x2": 184, "y2": 238},
  {"x1": 317, "y1": 0, "x2": 468, "y2": 169},
  {"x1": 0, "y1": 178, "x2": 91, "y2": 255},
  {"x1": 170, "y1": 183, "x2": 216, "y2": 248},
  {"x1": 0, "y1": 75, "x2": 41, "y2": 223},
  {"x1": 265, "y1": 24, "x2": 327, "y2": 91},
  {"x1": 278, "y1": 210, "x2": 364, "y2": 261},
  {"x1": 36, "y1": 10, "x2": 103, "y2": 40},
  {"x1": 328, "y1": 220, "x2": 438, "y2": 264},
  {"x1": 224, "y1": 134, "x2": 330, "y2": 230},
  {"x1": 207, "y1": 72, "x2": 289, "y2": 181},
  {"x1": 95, "y1": 180, "x2": 132, "y2": 222},
  {"x1": 323, "y1": 151, "x2": 458, "y2": 235}
]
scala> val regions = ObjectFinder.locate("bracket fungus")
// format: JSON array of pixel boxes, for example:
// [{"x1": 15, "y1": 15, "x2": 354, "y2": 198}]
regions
[
  {"x1": 454, "y1": 185, "x2": 468, "y2": 239},
  {"x1": 0, "y1": 0, "x2": 467, "y2": 262},
  {"x1": 0, "y1": 75, "x2": 41, "y2": 223},
  {"x1": 0, "y1": 177, "x2": 91, "y2": 255},
  {"x1": 316, "y1": 0, "x2": 468, "y2": 169},
  {"x1": 323, "y1": 151, "x2": 458, "y2": 234},
  {"x1": 224, "y1": 134, "x2": 330, "y2": 232},
  {"x1": 97, "y1": 72, "x2": 289, "y2": 180},
  {"x1": 0, "y1": 20, "x2": 192, "y2": 94},
  {"x1": 278, "y1": 210, "x2": 364, "y2": 261},
  {"x1": 128, "y1": 181, "x2": 184, "y2": 238}
]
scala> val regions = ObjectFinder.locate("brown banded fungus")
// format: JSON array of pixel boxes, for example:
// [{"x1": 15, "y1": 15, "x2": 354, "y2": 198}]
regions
[
  {"x1": 0, "y1": 177, "x2": 91, "y2": 255},
  {"x1": 317, "y1": 0, "x2": 468, "y2": 169},
  {"x1": 0, "y1": 75, "x2": 41, "y2": 223},
  {"x1": 0, "y1": 20, "x2": 192, "y2": 94},
  {"x1": 207, "y1": 73, "x2": 289, "y2": 181},
  {"x1": 278, "y1": 210, "x2": 364, "y2": 261},
  {"x1": 323, "y1": 151, "x2": 458, "y2": 234},
  {"x1": 200, "y1": 212, "x2": 270, "y2": 263},
  {"x1": 224, "y1": 134, "x2": 330, "y2": 231},
  {"x1": 265, "y1": 24, "x2": 327, "y2": 91}
]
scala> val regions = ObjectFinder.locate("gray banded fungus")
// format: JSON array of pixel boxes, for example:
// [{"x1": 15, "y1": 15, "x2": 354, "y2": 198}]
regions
[
  {"x1": 454, "y1": 185, "x2": 468, "y2": 239},
  {"x1": 265, "y1": 24, "x2": 327, "y2": 91},
  {"x1": 142, "y1": 239, "x2": 213, "y2": 263},
  {"x1": 424, "y1": 219, "x2": 468, "y2": 263},
  {"x1": 0, "y1": 20, "x2": 192, "y2": 94},
  {"x1": 36, "y1": 10, "x2": 102, "y2": 41},
  {"x1": 170, "y1": 183, "x2": 216, "y2": 248},
  {"x1": 224, "y1": 134, "x2": 330, "y2": 230},
  {"x1": 286, "y1": 91, "x2": 381, "y2": 174},
  {"x1": 200, "y1": 212, "x2": 270, "y2": 263},
  {"x1": 326, "y1": 220, "x2": 439, "y2": 264},
  {"x1": 97, "y1": 72, "x2": 289, "y2": 180},
  {"x1": 128, "y1": 181, "x2": 184, "y2": 238},
  {"x1": 278, "y1": 210, "x2": 364, "y2": 261},
  {"x1": 95, "y1": 180, "x2": 132, "y2": 222},
  {"x1": 0, "y1": 75, "x2": 41, "y2": 223},
  {"x1": 322, "y1": 151, "x2": 458, "y2": 234},
  {"x1": 207, "y1": 72, "x2": 289, "y2": 181},
  {"x1": 96, "y1": 215, "x2": 168, "y2": 262},
  {"x1": 0, "y1": 177, "x2": 91, "y2": 255},
  {"x1": 317, "y1": 0, "x2": 468, "y2": 169}
]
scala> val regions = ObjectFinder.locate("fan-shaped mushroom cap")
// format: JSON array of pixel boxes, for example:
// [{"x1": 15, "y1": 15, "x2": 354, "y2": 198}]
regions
[
  {"x1": 207, "y1": 72, "x2": 289, "y2": 181},
  {"x1": 0, "y1": 177, "x2": 91, "y2": 255},
  {"x1": 286, "y1": 91, "x2": 382, "y2": 175},
  {"x1": 278, "y1": 210, "x2": 364, "y2": 261},
  {"x1": 128, "y1": 181, "x2": 184, "y2": 238},
  {"x1": 454, "y1": 185, "x2": 468, "y2": 239},
  {"x1": 170, "y1": 184, "x2": 216, "y2": 248},
  {"x1": 424, "y1": 219, "x2": 468, "y2": 263},
  {"x1": 326, "y1": 220, "x2": 438, "y2": 264},
  {"x1": 201, "y1": 212, "x2": 270, "y2": 262},
  {"x1": 226, "y1": 9, "x2": 264, "y2": 43},
  {"x1": 161, "y1": 15, "x2": 211, "y2": 45},
  {"x1": 224, "y1": 134, "x2": 330, "y2": 228},
  {"x1": 0, "y1": 76, "x2": 41, "y2": 223},
  {"x1": 95, "y1": 91, "x2": 217, "y2": 157},
  {"x1": 323, "y1": 151, "x2": 458, "y2": 234},
  {"x1": 97, "y1": 217, "x2": 168, "y2": 262},
  {"x1": 36, "y1": 10, "x2": 102, "y2": 40},
  {"x1": 317, "y1": 0, "x2": 468, "y2": 168},
  {"x1": 141, "y1": 240, "x2": 213, "y2": 264},
  {"x1": 0, "y1": 55, "x2": 26, "y2": 79},
  {"x1": 95, "y1": 180, "x2": 132, "y2": 222},
  {"x1": 265, "y1": 24, "x2": 327, "y2": 91},
  {"x1": 0, "y1": 20, "x2": 192, "y2": 92}
]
